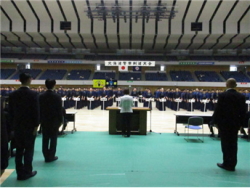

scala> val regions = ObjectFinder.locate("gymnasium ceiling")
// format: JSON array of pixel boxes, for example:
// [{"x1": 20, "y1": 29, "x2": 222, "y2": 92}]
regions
[{"x1": 1, "y1": 0, "x2": 250, "y2": 55}]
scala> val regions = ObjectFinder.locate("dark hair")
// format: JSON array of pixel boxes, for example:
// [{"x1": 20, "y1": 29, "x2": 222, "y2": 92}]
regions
[
  {"x1": 19, "y1": 73, "x2": 31, "y2": 84},
  {"x1": 45, "y1": 79, "x2": 56, "y2": 89},
  {"x1": 124, "y1": 89, "x2": 129, "y2": 95}
]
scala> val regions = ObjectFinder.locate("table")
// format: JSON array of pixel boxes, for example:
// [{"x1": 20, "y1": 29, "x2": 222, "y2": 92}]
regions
[
  {"x1": 65, "y1": 111, "x2": 77, "y2": 133},
  {"x1": 174, "y1": 112, "x2": 213, "y2": 136},
  {"x1": 106, "y1": 107, "x2": 150, "y2": 135}
]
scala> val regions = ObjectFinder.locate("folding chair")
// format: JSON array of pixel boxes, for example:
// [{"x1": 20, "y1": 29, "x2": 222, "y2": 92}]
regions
[{"x1": 184, "y1": 117, "x2": 204, "y2": 142}]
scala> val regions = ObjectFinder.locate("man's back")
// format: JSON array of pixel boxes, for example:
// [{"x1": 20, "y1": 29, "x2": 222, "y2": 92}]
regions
[
  {"x1": 39, "y1": 90, "x2": 62, "y2": 123},
  {"x1": 213, "y1": 89, "x2": 245, "y2": 129},
  {"x1": 9, "y1": 87, "x2": 39, "y2": 132},
  {"x1": 120, "y1": 95, "x2": 134, "y2": 113}
]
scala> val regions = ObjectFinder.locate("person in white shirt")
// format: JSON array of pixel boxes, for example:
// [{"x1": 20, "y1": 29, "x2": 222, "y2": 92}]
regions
[{"x1": 119, "y1": 89, "x2": 134, "y2": 137}]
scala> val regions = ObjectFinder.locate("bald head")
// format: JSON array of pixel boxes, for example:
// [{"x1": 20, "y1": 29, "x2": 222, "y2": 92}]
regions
[{"x1": 226, "y1": 78, "x2": 237, "y2": 89}]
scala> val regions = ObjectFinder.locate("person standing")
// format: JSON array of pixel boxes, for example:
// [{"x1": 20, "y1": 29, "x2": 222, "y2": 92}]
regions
[
  {"x1": 39, "y1": 79, "x2": 62, "y2": 162},
  {"x1": 212, "y1": 78, "x2": 246, "y2": 171},
  {"x1": 1, "y1": 97, "x2": 9, "y2": 176},
  {"x1": 119, "y1": 89, "x2": 134, "y2": 137},
  {"x1": 8, "y1": 73, "x2": 40, "y2": 180}
]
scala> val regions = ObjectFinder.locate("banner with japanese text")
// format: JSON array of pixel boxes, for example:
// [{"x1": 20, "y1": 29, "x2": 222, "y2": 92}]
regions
[{"x1": 105, "y1": 61, "x2": 155, "y2": 67}]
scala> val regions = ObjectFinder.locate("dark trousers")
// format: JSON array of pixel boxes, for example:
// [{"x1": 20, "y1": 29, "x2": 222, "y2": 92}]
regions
[
  {"x1": 121, "y1": 113, "x2": 132, "y2": 137},
  {"x1": 15, "y1": 133, "x2": 36, "y2": 176},
  {"x1": 42, "y1": 126, "x2": 58, "y2": 161},
  {"x1": 220, "y1": 129, "x2": 239, "y2": 169}
]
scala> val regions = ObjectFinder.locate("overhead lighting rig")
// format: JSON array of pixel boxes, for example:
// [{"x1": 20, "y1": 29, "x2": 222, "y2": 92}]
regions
[{"x1": 85, "y1": 3, "x2": 177, "y2": 23}]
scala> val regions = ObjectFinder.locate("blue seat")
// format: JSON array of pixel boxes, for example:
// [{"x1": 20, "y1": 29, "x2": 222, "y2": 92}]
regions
[
  {"x1": 0, "y1": 69, "x2": 16, "y2": 79},
  {"x1": 184, "y1": 117, "x2": 204, "y2": 143},
  {"x1": 10, "y1": 69, "x2": 42, "y2": 80}
]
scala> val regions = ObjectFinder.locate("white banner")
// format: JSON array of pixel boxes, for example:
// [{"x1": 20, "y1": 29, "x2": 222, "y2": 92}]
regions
[{"x1": 105, "y1": 61, "x2": 155, "y2": 66}]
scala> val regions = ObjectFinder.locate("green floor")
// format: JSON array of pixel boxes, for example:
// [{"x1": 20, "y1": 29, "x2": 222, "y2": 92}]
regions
[{"x1": 2, "y1": 132, "x2": 250, "y2": 187}]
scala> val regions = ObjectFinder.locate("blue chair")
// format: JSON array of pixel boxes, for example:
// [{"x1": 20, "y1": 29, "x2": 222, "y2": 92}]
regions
[{"x1": 184, "y1": 117, "x2": 204, "y2": 142}]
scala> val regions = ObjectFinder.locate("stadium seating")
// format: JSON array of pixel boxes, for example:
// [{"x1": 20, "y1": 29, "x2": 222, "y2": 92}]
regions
[
  {"x1": 47, "y1": 54, "x2": 74, "y2": 59},
  {"x1": 190, "y1": 56, "x2": 214, "y2": 60},
  {"x1": 214, "y1": 56, "x2": 240, "y2": 61},
  {"x1": 22, "y1": 54, "x2": 48, "y2": 59},
  {"x1": 10, "y1": 69, "x2": 42, "y2": 80},
  {"x1": 67, "y1": 69, "x2": 91, "y2": 80},
  {"x1": 93, "y1": 71, "x2": 116, "y2": 80},
  {"x1": 220, "y1": 71, "x2": 250, "y2": 82},
  {"x1": 39, "y1": 69, "x2": 67, "y2": 80},
  {"x1": 1, "y1": 53, "x2": 24, "y2": 59},
  {"x1": 119, "y1": 72, "x2": 141, "y2": 80},
  {"x1": 195, "y1": 71, "x2": 222, "y2": 82},
  {"x1": 0, "y1": 69, "x2": 16, "y2": 79},
  {"x1": 145, "y1": 72, "x2": 167, "y2": 81},
  {"x1": 170, "y1": 71, "x2": 195, "y2": 81}
]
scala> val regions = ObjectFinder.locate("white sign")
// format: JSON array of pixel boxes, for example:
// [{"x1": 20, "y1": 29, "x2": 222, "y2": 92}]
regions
[{"x1": 105, "y1": 61, "x2": 155, "y2": 67}]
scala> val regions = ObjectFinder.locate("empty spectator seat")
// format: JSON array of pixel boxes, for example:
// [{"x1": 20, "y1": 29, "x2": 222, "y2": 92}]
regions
[
  {"x1": 195, "y1": 71, "x2": 222, "y2": 82},
  {"x1": 93, "y1": 72, "x2": 116, "y2": 80},
  {"x1": 170, "y1": 71, "x2": 195, "y2": 81},
  {"x1": 67, "y1": 69, "x2": 91, "y2": 80},
  {"x1": 0, "y1": 69, "x2": 16, "y2": 79},
  {"x1": 220, "y1": 71, "x2": 250, "y2": 82},
  {"x1": 10, "y1": 69, "x2": 42, "y2": 80},
  {"x1": 145, "y1": 72, "x2": 167, "y2": 81},
  {"x1": 119, "y1": 72, "x2": 141, "y2": 80},
  {"x1": 39, "y1": 69, "x2": 67, "y2": 80}
]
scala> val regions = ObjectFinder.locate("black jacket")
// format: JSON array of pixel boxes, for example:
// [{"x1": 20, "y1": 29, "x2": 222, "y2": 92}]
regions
[
  {"x1": 8, "y1": 87, "x2": 40, "y2": 133},
  {"x1": 39, "y1": 90, "x2": 62, "y2": 126},
  {"x1": 212, "y1": 89, "x2": 246, "y2": 130}
]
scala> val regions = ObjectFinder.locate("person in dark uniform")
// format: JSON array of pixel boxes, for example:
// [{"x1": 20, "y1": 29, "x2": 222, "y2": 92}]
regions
[
  {"x1": 8, "y1": 73, "x2": 40, "y2": 180},
  {"x1": 130, "y1": 88, "x2": 139, "y2": 107},
  {"x1": 200, "y1": 90, "x2": 209, "y2": 112},
  {"x1": 73, "y1": 88, "x2": 81, "y2": 109},
  {"x1": 212, "y1": 78, "x2": 246, "y2": 171},
  {"x1": 186, "y1": 90, "x2": 195, "y2": 111},
  {"x1": 156, "y1": 88, "x2": 166, "y2": 111},
  {"x1": 115, "y1": 87, "x2": 124, "y2": 106},
  {"x1": 100, "y1": 87, "x2": 109, "y2": 110},
  {"x1": 39, "y1": 79, "x2": 62, "y2": 163},
  {"x1": 87, "y1": 88, "x2": 96, "y2": 110},
  {"x1": 172, "y1": 88, "x2": 181, "y2": 111},
  {"x1": 143, "y1": 89, "x2": 153, "y2": 109}
]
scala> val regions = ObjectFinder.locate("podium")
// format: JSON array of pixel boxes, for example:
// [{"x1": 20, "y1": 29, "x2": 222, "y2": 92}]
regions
[
  {"x1": 100, "y1": 97, "x2": 107, "y2": 110},
  {"x1": 107, "y1": 107, "x2": 150, "y2": 135},
  {"x1": 246, "y1": 100, "x2": 250, "y2": 111},
  {"x1": 188, "y1": 99, "x2": 195, "y2": 111},
  {"x1": 73, "y1": 97, "x2": 80, "y2": 109},
  {"x1": 87, "y1": 97, "x2": 94, "y2": 109},
  {"x1": 201, "y1": 99, "x2": 209, "y2": 112},
  {"x1": 159, "y1": 98, "x2": 166, "y2": 111},
  {"x1": 174, "y1": 98, "x2": 182, "y2": 111},
  {"x1": 62, "y1": 97, "x2": 66, "y2": 107}
]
